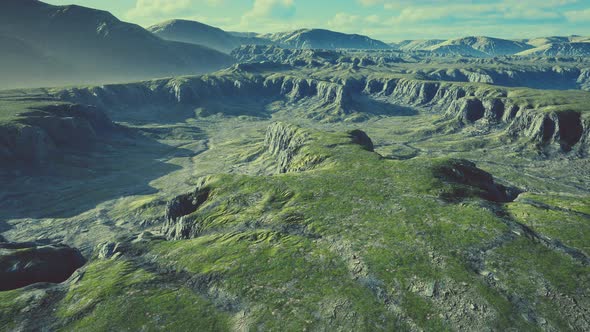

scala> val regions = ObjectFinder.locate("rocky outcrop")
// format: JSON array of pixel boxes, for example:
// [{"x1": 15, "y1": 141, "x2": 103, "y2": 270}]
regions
[
  {"x1": 436, "y1": 159, "x2": 521, "y2": 202},
  {"x1": 348, "y1": 130, "x2": 374, "y2": 152},
  {"x1": 0, "y1": 124, "x2": 54, "y2": 163},
  {"x1": 359, "y1": 77, "x2": 589, "y2": 154},
  {"x1": 264, "y1": 122, "x2": 309, "y2": 173},
  {"x1": 162, "y1": 188, "x2": 211, "y2": 240},
  {"x1": 58, "y1": 74, "x2": 353, "y2": 116},
  {"x1": 0, "y1": 241, "x2": 86, "y2": 290},
  {"x1": 506, "y1": 110, "x2": 586, "y2": 153},
  {"x1": 421, "y1": 67, "x2": 583, "y2": 90},
  {"x1": 577, "y1": 69, "x2": 590, "y2": 91},
  {"x1": 55, "y1": 72, "x2": 589, "y2": 155},
  {"x1": 0, "y1": 103, "x2": 115, "y2": 164},
  {"x1": 448, "y1": 98, "x2": 485, "y2": 123}
]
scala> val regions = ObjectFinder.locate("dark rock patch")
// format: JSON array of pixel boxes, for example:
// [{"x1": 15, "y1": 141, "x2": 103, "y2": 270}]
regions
[
  {"x1": 365, "y1": 79, "x2": 384, "y2": 94},
  {"x1": 163, "y1": 188, "x2": 211, "y2": 240},
  {"x1": 557, "y1": 111, "x2": 583, "y2": 151},
  {"x1": 437, "y1": 159, "x2": 521, "y2": 203},
  {"x1": 0, "y1": 242, "x2": 86, "y2": 291},
  {"x1": 484, "y1": 99, "x2": 505, "y2": 121},
  {"x1": 463, "y1": 99, "x2": 486, "y2": 123},
  {"x1": 348, "y1": 130, "x2": 374, "y2": 152}
]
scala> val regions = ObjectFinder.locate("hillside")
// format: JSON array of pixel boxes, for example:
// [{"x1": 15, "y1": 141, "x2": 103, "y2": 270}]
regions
[
  {"x1": 1, "y1": 61, "x2": 589, "y2": 329},
  {"x1": 261, "y1": 28, "x2": 391, "y2": 50},
  {"x1": 0, "y1": 34, "x2": 72, "y2": 88},
  {"x1": 0, "y1": 0, "x2": 235, "y2": 89},
  {"x1": 1, "y1": 3, "x2": 590, "y2": 330},
  {"x1": 428, "y1": 36, "x2": 533, "y2": 57},
  {"x1": 147, "y1": 19, "x2": 270, "y2": 54},
  {"x1": 395, "y1": 39, "x2": 445, "y2": 51},
  {"x1": 517, "y1": 42, "x2": 590, "y2": 57}
]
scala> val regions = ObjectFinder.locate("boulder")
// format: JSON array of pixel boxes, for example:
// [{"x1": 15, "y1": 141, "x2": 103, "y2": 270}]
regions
[
  {"x1": 162, "y1": 188, "x2": 211, "y2": 240},
  {"x1": 348, "y1": 130, "x2": 374, "y2": 152},
  {"x1": 436, "y1": 159, "x2": 521, "y2": 202},
  {"x1": 0, "y1": 242, "x2": 86, "y2": 290}
]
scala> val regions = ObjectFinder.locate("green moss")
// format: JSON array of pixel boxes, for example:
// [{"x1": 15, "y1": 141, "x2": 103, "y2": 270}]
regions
[
  {"x1": 486, "y1": 237, "x2": 590, "y2": 327},
  {"x1": 152, "y1": 230, "x2": 402, "y2": 330},
  {"x1": 507, "y1": 195, "x2": 590, "y2": 255},
  {"x1": 0, "y1": 289, "x2": 27, "y2": 331},
  {"x1": 57, "y1": 259, "x2": 230, "y2": 331}
]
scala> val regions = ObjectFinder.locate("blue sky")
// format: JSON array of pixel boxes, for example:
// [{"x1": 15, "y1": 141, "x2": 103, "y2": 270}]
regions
[{"x1": 44, "y1": 0, "x2": 590, "y2": 42}]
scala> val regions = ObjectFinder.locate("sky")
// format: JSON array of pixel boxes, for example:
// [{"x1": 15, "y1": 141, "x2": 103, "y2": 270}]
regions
[{"x1": 43, "y1": 0, "x2": 590, "y2": 42}]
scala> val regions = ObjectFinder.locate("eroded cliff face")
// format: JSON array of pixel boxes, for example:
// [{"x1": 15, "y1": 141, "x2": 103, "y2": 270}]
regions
[
  {"x1": 263, "y1": 122, "x2": 329, "y2": 173},
  {"x1": 577, "y1": 69, "x2": 590, "y2": 91},
  {"x1": 55, "y1": 73, "x2": 589, "y2": 156},
  {"x1": 359, "y1": 77, "x2": 589, "y2": 154},
  {"x1": 421, "y1": 67, "x2": 587, "y2": 90},
  {"x1": 57, "y1": 74, "x2": 352, "y2": 114},
  {"x1": 0, "y1": 241, "x2": 86, "y2": 291},
  {"x1": 162, "y1": 187, "x2": 211, "y2": 240},
  {"x1": 0, "y1": 104, "x2": 115, "y2": 164}
]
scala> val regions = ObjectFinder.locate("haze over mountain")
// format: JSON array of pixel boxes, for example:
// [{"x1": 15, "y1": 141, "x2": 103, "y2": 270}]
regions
[
  {"x1": 0, "y1": 0, "x2": 234, "y2": 89},
  {"x1": 395, "y1": 39, "x2": 446, "y2": 51},
  {"x1": 389, "y1": 35, "x2": 590, "y2": 57},
  {"x1": 261, "y1": 29, "x2": 392, "y2": 50},
  {"x1": 148, "y1": 21, "x2": 393, "y2": 52},
  {"x1": 147, "y1": 19, "x2": 270, "y2": 54},
  {"x1": 427, "y1": 36, "x2": 533, "y2": 57},
  {"x1": 2, "y1": 1, "x2": 590, "y2": 330}
]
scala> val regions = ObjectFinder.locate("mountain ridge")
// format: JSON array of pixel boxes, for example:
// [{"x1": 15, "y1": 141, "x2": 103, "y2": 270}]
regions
[
  {"x1": 0, "y1": 0, "x2": 235, "y2": 89},
  {"x1": 147, "y1": 19, "x2": 270, "y2": 54}
]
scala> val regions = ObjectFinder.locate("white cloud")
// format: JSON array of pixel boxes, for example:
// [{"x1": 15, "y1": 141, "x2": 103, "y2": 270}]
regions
[
  {"x1": 243, "y1": 0, "x2": 295, "y2": 20},
  {"x1": 564, "y1": 8, "x2": 590, "y2": 21},
  {"x1": 328, "y1": 13, "x2": 359, "y2": 29},
  {"x1": 126, "y1": 0, "x2": 223, "y2": 21},
  {"x1": 238, "y1": 0, "x2": 297, "y2": 31}
]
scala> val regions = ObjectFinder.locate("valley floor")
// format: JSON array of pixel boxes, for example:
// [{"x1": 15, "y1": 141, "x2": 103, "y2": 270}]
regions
[{"x1": 1, "y1": 68, "x2": 589, "y2": 331}]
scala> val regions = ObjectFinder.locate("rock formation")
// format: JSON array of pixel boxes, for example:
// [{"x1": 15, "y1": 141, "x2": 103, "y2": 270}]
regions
[
  {"x1": 0, "y1": 103, "x2": 116, "y2": 164},
  {"x1": 162, "y1": 188, "x2": 211, "y2": 240},
  {"x1": 0, "y1": 241, "x2": 86, "y2": 291},
  {"x1": 55, "y1": 71, "x2": 590, "y2": 156},
  {"x1": 436, "y1": 159, "x2": 521, "y2": 202}
]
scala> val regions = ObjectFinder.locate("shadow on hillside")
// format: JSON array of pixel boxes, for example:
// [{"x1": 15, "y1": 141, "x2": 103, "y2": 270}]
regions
[
  {"x1": 0, "y1": 129, "x2": 200, "y2": 222},
  {"x1": 354, "y1": 96, "x2": 419, "y2": 117}
]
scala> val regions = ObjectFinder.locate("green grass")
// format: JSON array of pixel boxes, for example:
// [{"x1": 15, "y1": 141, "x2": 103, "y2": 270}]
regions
[
  {"x1": 0, "y1": 289, "x2": 28, "y2": 331},
  {"x1": 2, "y1": 57, "x2": 590, "y2": 330},
  {"x1": 507, "y1": 193, "x2": 590, "y2": 255},
  {"x1": 58, "y1": 259, "x2": 231, "y2": 331}
]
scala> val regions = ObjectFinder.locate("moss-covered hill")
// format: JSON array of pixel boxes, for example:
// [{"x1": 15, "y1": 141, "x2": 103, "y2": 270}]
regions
[
  {"x1": 2, "y1": 122, "x2": 588, "y2": 331},
  {"x1": 1, "y1": 56, "x2": 589, "y2": 331}
]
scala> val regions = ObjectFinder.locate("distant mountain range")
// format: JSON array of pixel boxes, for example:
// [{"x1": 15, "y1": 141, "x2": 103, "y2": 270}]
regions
[
  {"x1": 390, "y1": 35, "x2": 590, "y2": 57},
  {"x1": 1, "y1": 0, "x2": 589, "y2": 90},
  {"x1": 0, "y1": 0, "x2": 234, "y2": 89},
  {"x1": 150, "y1": 23, "x2": 392, "y2": 51},
  {"x1": 428, "y1": 36, "x2": 533, "y2": 56},
  {"x1": 517, "y1": 42, "x2": 590, "y2": 57},
  {"x1": 151, "y1": 19, "x2": 590, "y2": 58},
  {"x1": 259, "y1": 29, "x2": 391, "y2": 50},
  {"x1": 147, "y1": 19, "x2": 270, "y2": 54}
]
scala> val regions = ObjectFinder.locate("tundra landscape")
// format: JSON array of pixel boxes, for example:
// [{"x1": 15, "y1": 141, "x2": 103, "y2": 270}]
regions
[{"x1": 1, "y1": 0, "x2": 589, "y2": 331}]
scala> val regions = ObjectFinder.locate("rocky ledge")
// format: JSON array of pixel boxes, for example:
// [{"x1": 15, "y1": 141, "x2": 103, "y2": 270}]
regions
[
  {"x1": 55, "y1": 73, "x2": 590, "y2": 155},
  {"x1": 162, "y1": 187, "x2": 211, "y2": 240},
  {"x1": 0, "y1": 240, "x2": 86, "y2": 291},
  {"x1": 436, "y1": 159, "x2": 522, "y2": 202},
  {"x1": 0, "y1": 103, "x2": 115, "y2": 164}
]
